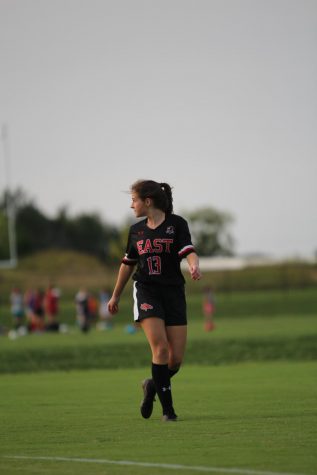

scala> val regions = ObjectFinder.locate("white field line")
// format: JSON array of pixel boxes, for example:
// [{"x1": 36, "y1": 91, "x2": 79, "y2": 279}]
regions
[{"x1": 3, "y1": 455, "x2": 307, "y2": 475}]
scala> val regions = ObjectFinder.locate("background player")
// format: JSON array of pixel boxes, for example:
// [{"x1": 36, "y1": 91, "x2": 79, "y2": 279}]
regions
[
  {"x1": 203, "y1": 286, "x2": 216, "y2": 331},
  {"x1": 108, "y1": 179, "x2": 201, "y2": 421}
]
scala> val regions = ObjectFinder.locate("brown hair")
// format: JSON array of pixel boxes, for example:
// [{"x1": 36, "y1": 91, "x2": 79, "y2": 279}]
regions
[{"x1": 131, "y1": 180, "x2": 173, "y2": 215}]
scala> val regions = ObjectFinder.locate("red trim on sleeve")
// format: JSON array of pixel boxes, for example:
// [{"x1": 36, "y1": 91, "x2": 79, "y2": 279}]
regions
[
  {"x1": 122, "y1": 256, "x2": 138, "y2": 266},
  {"x1": 178, "y1": 245, "x2": 195, "y2": 258}
]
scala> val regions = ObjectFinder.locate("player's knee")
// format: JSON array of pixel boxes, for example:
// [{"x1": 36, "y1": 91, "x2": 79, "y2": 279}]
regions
[{"x1": 153, "y1": 344, "x2": 169, "y2": 363}]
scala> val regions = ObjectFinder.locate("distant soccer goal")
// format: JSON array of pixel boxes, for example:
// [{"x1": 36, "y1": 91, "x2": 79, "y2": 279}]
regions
[{"x1": 0, "y1": 124, "x2": 17, "y2": 269}]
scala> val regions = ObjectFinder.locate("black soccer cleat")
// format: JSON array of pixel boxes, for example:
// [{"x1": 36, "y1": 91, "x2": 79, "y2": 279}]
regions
[
  {"x1": 140, "y1": 378, "x2": 156, "y2": 419},
  {"x1": 162, "y1": 412, "x2": 178, "y2": 422}
]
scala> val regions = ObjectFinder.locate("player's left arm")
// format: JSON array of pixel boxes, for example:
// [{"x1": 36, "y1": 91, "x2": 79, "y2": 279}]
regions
[{"x1": 186, "y1": 252, "x2": 202, "y2": 281}]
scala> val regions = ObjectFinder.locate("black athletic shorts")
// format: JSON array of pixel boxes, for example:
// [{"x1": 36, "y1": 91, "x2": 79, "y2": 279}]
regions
[{"x1": 133, "y1": 281, "x2": 187, "y2": 326}]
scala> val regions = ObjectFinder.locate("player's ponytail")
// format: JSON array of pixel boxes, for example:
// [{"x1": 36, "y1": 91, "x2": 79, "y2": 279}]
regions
[
  {"x1": 131, "y1": 180, "x2": 174, "y2": 215},
  {"x1": 159, "y1": 182, "x2": 173, "y2": 215}
]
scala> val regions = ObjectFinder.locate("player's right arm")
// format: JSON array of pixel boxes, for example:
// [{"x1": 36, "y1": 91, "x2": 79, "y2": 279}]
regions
[{"x1": 108, "y1": 263, "x2": 135, "y2": 314}]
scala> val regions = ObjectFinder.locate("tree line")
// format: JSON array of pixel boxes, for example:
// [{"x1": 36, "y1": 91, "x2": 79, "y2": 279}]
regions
[{"x1": 0, "y1": 189, "x2": 234, "y2": 263}]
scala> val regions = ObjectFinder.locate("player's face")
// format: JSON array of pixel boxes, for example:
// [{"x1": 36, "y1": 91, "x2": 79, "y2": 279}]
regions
[{"x1": 131, "y1": 193, "x2": 148, "y2": 217}]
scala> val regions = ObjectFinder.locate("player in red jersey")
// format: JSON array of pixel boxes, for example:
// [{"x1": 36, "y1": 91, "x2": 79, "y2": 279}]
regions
[{"x1": 108, "y1": 180, "x2": 201, "y2": 422}]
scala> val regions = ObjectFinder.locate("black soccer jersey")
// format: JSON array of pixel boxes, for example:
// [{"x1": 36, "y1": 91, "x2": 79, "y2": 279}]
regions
[{"x1": 122, "y1": 214, "x2": 195, "y2": 286}]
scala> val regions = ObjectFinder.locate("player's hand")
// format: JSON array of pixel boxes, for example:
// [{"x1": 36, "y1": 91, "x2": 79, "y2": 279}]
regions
[
  {"x1": 189, "y1": 264, "x2": 202, "y2": 280},
  {"x1": 107, "y1": 296, "x2": 119, "y2": 315}
]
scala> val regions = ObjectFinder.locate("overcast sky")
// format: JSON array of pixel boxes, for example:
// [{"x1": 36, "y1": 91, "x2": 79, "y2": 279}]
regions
[{"x1": 0, "y1": 0, "x2": 316, "y2": 258}]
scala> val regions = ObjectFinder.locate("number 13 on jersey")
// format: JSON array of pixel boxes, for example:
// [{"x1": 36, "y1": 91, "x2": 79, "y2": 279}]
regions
[{"x1": 147, "y1": 256, "x2": 162, "y2": 275}]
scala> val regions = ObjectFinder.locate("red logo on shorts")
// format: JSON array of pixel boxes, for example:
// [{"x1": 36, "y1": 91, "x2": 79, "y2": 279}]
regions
[{"x1": 140, "y1": 303, "x2": 153, "y2": 311}]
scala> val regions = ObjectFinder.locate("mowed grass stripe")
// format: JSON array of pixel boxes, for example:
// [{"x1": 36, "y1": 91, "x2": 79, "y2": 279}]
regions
[{"x1": 1, "y1": 335, "x2": 317, "y2": 373}]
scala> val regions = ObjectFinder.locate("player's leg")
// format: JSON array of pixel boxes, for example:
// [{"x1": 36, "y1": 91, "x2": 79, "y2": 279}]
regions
[
  {"x1": 141, "y1": 325, "x2": 187, "y2": 418},
  {"x1": 140, "y1": 357, "x2": 183, "y2": 419},
  {"x1": 133, "y1": 282, "x2": 157, "y2": 418},
  {"x1": 164, "y1": 282, "x2": 187, "y2": 377},
  {"x1": 140, "y1": 364, "x2": 182, "y2": 419},
  {"x1": 166, "y1": 324, "x2": 187, "y2": 375},
  {"x1": 141, "y1": 317, "x2": 177, "y2": 420},
  {"x1": 140, "y1": 286, "x2": 187, "y2": 420}
]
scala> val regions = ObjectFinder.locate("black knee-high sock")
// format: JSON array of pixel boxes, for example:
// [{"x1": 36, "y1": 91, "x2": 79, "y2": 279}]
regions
[
  {"x1": 151, "y1": 363, "x2": 175, "y2": 416},
  {"x1": 146, "y1": 366, "x2": 180, "y2": 401},
  {"x1": 169, "y1": 366, "x2": 180, "y2": 378}
]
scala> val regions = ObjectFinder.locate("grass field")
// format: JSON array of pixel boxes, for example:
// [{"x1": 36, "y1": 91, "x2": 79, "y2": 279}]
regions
[
  {"x1": 1, "y1": 315, "x2": 316, "y2": 373},
  {"x1": 0, "y1": 362, "x2": 316, "y2": 475},
  {"x1": 1, "y1": 282, "x2": 316, "y2": 474},
  {"x1": 1, "y1": 289, "x2": 317, "y2": 374}
]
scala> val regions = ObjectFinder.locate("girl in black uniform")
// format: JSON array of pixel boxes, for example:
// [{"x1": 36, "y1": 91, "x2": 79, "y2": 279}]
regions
[{"x1": 108, "y1": 179, "x2": 201, "y2": 421}]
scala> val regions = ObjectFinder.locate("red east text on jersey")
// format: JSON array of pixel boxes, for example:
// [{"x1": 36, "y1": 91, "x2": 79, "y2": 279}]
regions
[{"x1": 136, "y1": 238, "x2": 173, "y2": 255}]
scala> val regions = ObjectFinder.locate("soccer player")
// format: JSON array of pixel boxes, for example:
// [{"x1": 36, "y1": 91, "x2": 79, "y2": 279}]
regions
[{"x1": 108, "y1": 179, "x2": 201, "y2": 422}]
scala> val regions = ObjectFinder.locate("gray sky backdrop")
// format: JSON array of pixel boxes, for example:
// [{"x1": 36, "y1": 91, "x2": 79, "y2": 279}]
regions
[{"x1": 0, "y1": 0, "x2": 316, "y2": 258}]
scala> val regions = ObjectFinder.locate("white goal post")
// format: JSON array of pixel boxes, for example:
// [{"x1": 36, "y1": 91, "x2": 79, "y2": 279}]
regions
[{"x1": 0, "y1": 124, "x2": 17, "y2": 269}]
